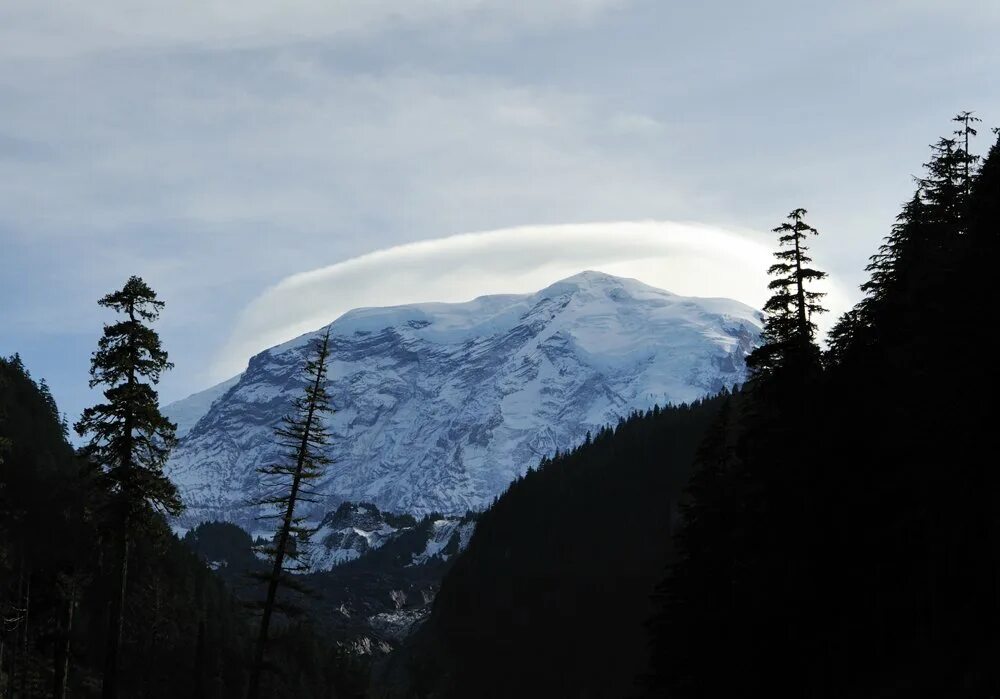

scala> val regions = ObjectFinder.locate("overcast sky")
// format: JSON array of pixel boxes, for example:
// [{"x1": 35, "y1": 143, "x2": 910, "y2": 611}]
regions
[{"x1": 2, "y1": 0, "x2": 998, "y2": 424}]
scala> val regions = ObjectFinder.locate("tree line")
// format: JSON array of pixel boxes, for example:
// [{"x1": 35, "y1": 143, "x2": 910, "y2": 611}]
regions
[
  {"x1": 648, "y1": 112, "x2": 1000, "y2": 696},
  {"x1": 376, "y1": 112, "x2": 1000, "y2": 697},
  {"x1": 0, "y1": 278, "x2": 355, "y2": 697}
]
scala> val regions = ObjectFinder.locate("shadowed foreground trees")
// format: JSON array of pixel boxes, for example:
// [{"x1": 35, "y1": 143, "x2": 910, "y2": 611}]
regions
[
  {"x1": 247, "y1": 330, "x2": 335, "y2": 699},
  {"x1": 1, "y1": 352, "x2": 251, "y2": 698},
  {"x1": 1, "y1": 283, "x2": 355, "y2": 698},
  {"x1": 648, "y1": 115, "x2": 1000, "y2": 697},
  {"x1": 74, "y1": 276, "x2": 182, "y2": 698},
  {"x1": 379, "y1": 114, "x2": 1000, "y2": 698},
  {"x1": 746, "y1": 207, "x2": 827, "y2": 379},
  {"x1": 375, "y1": 395, "x2": 732, "y2": 698}
]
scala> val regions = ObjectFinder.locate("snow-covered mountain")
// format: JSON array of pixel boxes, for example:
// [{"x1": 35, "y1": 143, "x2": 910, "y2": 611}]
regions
[
  {"x1": 163, "y1": 373, "x2": 242, "y2": 438},
  {"x1": 165, "y1": 271, "x2": 760, "y2": 530},
  {"x1": 309, "y1": 502, "x2": 476, "y2": 571},
  {"x1": 312, "y1": 502, "x2": 405, "y2": 568}
]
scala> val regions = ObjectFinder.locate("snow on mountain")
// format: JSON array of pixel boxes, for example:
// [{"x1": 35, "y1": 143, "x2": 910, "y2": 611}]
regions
[
  {"x1": 311, "y1": 502, "x2": 410, "y2": 569},
  {"x1": 165, "y1": 271, "x2": 761, "y2": 530},
  {"x1": 163, "y1": 373, "x2": 242, "y2": 437},
  {"x1": 409, "y1": 519, "x2": 476, "y2": 567},
  {"x1": 307, "y1": 501, "x2": 474, "y2": 572}
]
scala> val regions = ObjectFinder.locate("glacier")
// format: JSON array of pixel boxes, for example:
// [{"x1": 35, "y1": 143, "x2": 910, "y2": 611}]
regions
[{"x1": 164, "y1": 271, "x2": 761, "y2": 531}]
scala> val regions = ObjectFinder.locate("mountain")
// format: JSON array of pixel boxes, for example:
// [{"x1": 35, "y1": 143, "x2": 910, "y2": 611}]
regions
[
  {"x1": 165, "y1": 271, "x2": 761, "y2": 531},
  {"x1": 163, "y1": 373, "x2": 241, "y2": 437},
  {"x1": 312, "y1": 502, "x2": 415, "y2": 568},
  {"x1": 309, "y1": 501, "x2": 473, "y2": 571}
]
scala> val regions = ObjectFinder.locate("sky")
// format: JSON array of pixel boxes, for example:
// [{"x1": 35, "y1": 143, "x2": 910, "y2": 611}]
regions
[{"x1": 1, "y1": 0, "x2": 998, "y2": 425}]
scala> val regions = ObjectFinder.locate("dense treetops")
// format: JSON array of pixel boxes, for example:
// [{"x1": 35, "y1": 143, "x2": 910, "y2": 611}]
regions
[
  {"x1": 1, "y1": 301, "x2": 359, "y2": 698},
  {"x1": 375, "y1": 395, "x2": 733, "y2": 697},
  {"x1": 648, "y1": 115, "x2": 1000, "y2": 697},
  {"x1": 381, "y1": 113, "x2": 1000, "y2": 698}
]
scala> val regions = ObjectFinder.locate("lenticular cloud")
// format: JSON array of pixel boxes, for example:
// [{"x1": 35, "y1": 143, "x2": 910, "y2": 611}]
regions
[{"x1": 213, "y1": 220, "x2": 845, "y2": 380}]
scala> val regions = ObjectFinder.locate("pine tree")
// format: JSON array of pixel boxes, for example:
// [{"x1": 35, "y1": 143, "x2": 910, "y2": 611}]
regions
[
  {"x1": 247, "y1": 330, "x2": 334, "y2": 699},
  {"x1": 967, "y1": 127, "x2": 1000, "y2": 261},
  {"x1": 0, "y1": 372, "x2": 10, "y2": 466},
  {"x1": 953, "y1": 111, "x2": 982, "y2": 196},
  {"x1": 920, "y1": 138, "x2": 965, "y2": 237},
  {"x1": 74, "y1": 276, "x2": 181, "y2": 699},
  {"x1": 747, "y1": 208, "x2": 827, "y2": 377},
  {"x1": 829, "y1": 117, "x2": 982, "y2": 373},
  {"x1": 827, "y1": 192, "x2": 929, "y2": 367},
  {"x1": 38, "y1": 379, "x2": 59, "y2": 426}
]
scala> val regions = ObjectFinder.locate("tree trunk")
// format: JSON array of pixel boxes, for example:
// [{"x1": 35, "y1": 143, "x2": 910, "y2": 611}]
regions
[
  {"x1": 193, "y1": 620, "x2": 207, "y2": 699},
  {"x1": 102, "y1": 533, "x2": 130, "y2": 699},
  {"x1": 793, "y1": 233, "x2": 808, "y2": 334},
  {"x1": 8, "y1": 560, "x2": 23, "y2": 699},
  {"x1": 19, "y1": 569, "x2": 30, "y2": 699},
  {"x1": 247, "y1": 353, "x2": 326, "y2": 699},
  {"x1": 142, "y1": 581, "x2": 161, "y2": 699},
  {"x1": 53, "y1": 580, "x2": 76, "y2": 699}
]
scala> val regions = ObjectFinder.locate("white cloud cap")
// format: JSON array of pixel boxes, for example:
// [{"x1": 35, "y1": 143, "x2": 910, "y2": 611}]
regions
[{"x1": 214, "y1": 221, "x2": 851, "y2": 380}]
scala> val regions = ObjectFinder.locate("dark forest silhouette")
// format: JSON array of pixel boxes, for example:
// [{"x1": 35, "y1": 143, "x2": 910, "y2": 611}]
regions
[
  {"x1": 379, "y1": 115, "x2": 1000, "y2": 698},
  {"x1": 2, "y1": 113, "x2": 999, "y2": 697}
]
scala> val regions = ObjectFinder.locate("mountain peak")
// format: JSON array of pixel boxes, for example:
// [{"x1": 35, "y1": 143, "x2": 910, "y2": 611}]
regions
[
  {"x1": 537, "y1": 270, "x2": 653, "y2": 297},
  {"x1": 166, "y1": 275, "x2": 761, "y2": 527},
  {"x1": 555, "y1": 269, "x2": 624, "y2": 285}
]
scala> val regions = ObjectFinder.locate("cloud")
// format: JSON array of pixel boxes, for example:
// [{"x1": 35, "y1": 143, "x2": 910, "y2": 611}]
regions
[
  {"x1": 0, "y1": 55, "x2": 689, "y2": 241},
  {"x1": 0, "y1": 1, "x2": 629, "y2": 58},
  {"x1": 214, "y1": 220, "x2": 852, "y2": 380},
  {"x1": 8, "y1": 0, "x2": 992, "y2": 413}
]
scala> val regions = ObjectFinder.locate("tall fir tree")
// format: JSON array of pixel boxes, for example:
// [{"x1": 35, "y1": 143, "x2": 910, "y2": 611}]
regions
[
  {"x1": 747, "y1": 208, "x2": 827, "y2": 378},
  {"x1": 646, "y1": 210, "x2": 831, "y2": 697},
  {"x1": 74, "y1": 276, "x2": 182, "y2": 699},
  {"x1": 247, "y1": 330, "x2": 334, "y2": 699},
  {"x1": 953, "y1": 111, "x2": 982, "y2": 196},
  {"x1": 920, "y1": 138, "x2": 965, "y2": 240}
]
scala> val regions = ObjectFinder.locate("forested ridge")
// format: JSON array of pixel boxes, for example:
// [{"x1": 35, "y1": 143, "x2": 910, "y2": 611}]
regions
[
  {"x1": 373, "y1": 394, "x2": 730, "y2": 697},
  {"x1": 380, "y1": 116, "x2": 1000, "y2": 697},
  {"x1": 0, "y1": 298, "x2": 363, "y2": 697},
  {"x1": 648, "y1": 115, "x2": 1000, "y2": 697}
]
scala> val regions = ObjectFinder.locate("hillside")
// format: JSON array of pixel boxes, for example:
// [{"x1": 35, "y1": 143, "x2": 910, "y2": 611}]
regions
[{"x1": 375, "y1": 394, "x2": 729, "y2": 697}]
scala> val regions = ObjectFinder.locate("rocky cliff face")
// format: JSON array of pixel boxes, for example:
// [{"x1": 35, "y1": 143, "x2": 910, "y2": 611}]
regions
[{"x1": 165, "y1": 271, "x2": 760, "y2": 531}]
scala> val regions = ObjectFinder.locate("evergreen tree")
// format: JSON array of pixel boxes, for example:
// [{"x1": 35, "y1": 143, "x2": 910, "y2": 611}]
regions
[
  {"x1": 827, "y1": 192, "x2": 929, "y2": 366},
  {"x1": 74, "y1": 276, "x2": 181, "y2": 699},
  {"x1": 747, "y1": 208, "x2": 827, "y2": 378},
  {"x1": 2, "y1": 352, "x2": 347, "y2": 698},
  {"x1": 829, "y1": 114, "x2": 983, "y2": 372},
  {"x1": 953, "y1": 110, "x2": 982, "y2": 195},
  {"x1": 0, "y1": 374, "x2": 9, "y2": 466},
  {"x1": 37, "y1": 379, "x2": 59, "y2": 427},
  {"x1": 863, "y1": 192, "x2": 928, "y2": 305},
  {"x1": 1, "y1": 356, "x2": 97, "y2": 698},
  {"x1": 920, "y1": 138, "x2": 967, "y2": 240},
  {"x1": 247, "y1": 330, "x2": 334, "y2": 699}
]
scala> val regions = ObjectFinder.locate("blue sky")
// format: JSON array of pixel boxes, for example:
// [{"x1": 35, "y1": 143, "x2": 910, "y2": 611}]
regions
[{"x1": 2, "y1": 0, "x2": 998, "y2": 425}]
